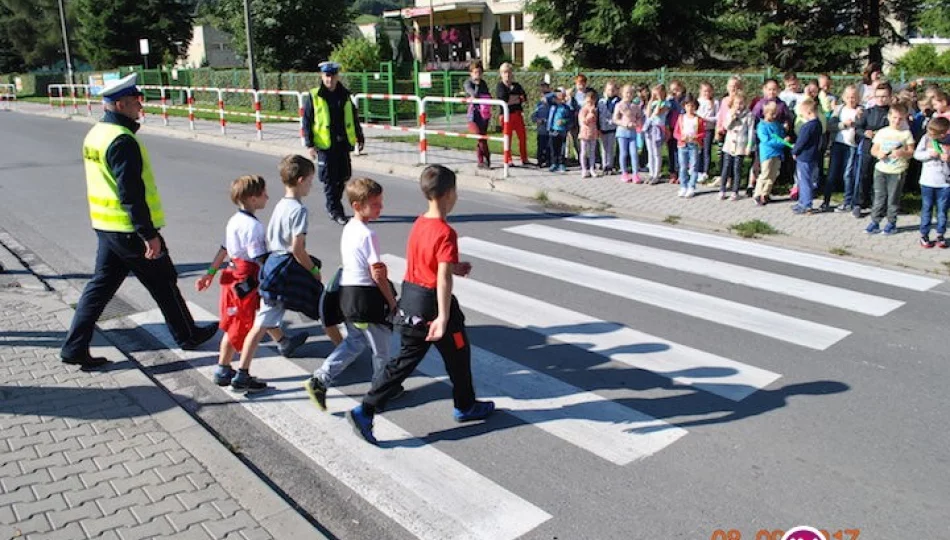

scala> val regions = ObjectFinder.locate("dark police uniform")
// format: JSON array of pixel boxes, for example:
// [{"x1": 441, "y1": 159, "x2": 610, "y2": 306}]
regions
[
  {"x1": 302, "y1": 62, "x2": 365, "y2": 224},
  {"x1": 61, "y1": 74, "x2": 216, "y2": 367}
]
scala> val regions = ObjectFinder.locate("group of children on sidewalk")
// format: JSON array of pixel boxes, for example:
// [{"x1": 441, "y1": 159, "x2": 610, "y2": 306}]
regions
[
  {"x1": 520, "y1": 72, "x2": 950, "y2": 246},
  {"x1": 196, "y1": 158, "x2": 494, "y2": 445}
]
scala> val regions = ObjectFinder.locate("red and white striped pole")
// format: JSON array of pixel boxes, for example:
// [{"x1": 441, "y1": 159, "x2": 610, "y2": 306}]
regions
[
  {"x1": 70, "y1": 85, "x2": 78, "y2": 115},
  {"x1": 187, "y1": 90, "x2": 195, "y2": 131},
  {"x1": 84, "y1": 87, "x2": 92, "y2": 116},
  {"x1": 217, "y1": 90, "x2": 226, "y2": 135},
  {"x1": 48, "y1": 85, "x2": 55, "y2": 109},
  {"x1": 160, "y1": 87, "x2": 168, "y2": 126},
  {"x1": 502, "y1": 104, "x2": 511, "y2": 179},
  {"x1": 59, "y1": 86, "x2": 66, "y2": 114},
  {"x1": 253, "y1": 91, "x2": 263, "y2": 141},
  {"x1": 419, "y1": 105, "x2": 427, "y2": 165},
  {"x1": 297, "y1": 92, "x2": 306, "y2": 148}
]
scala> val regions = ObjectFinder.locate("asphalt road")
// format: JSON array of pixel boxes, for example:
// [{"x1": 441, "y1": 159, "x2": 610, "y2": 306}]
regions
[{"x1": 1, "y1": 111, "x2": 947, "y2": 540}]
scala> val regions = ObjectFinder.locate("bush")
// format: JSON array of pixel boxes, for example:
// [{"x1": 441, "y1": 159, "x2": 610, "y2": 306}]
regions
[
  {"x1": 892, "y1": 45, "x2": 950, "y2": 76},
  {"x1": 330, "y1": 37, "x2": 381, "y2": 73},
  {"x1": 528, "y1": 56, "x2": 554, "y2": 71}
]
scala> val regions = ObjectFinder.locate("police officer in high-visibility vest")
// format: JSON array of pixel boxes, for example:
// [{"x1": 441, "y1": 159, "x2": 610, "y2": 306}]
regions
[
  {"x1": 60, "y1": 73, "x2": 218, "y2": 368},
  {"x1": 302, "y1": 61, "x2": 365, "y2": 225}
]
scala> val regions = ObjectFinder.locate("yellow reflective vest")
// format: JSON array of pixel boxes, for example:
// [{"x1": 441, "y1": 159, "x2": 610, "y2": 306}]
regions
[
  {"x1": 309, "y1": 88, "x2": 357, "y2": 150},
  {"x1": 82, "y1": 122, "x2": 165, "y2": 232}
]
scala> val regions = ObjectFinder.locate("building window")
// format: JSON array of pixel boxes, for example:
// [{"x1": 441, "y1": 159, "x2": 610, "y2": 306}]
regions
[
  {"x1": 504, "y1": 42, "x2": 524, "y2": 67},
  {"x1": 496, "y1": 14, "x2": 523, "y2": 32},
  {"x1": 513, "y1": 14, "x2": 523, "y2": 31}
]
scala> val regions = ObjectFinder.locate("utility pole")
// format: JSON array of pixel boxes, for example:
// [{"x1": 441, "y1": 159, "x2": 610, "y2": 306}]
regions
[
  {"x1": 57, "y1": 0, "x2": 74, "y2": 85},
  {"x1": 243, "y1": 0, "x2": 258, "y2": 90}
]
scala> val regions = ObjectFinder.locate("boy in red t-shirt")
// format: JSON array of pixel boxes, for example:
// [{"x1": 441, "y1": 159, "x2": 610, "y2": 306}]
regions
[{"x1": 348, "y1": 165, "x2": 495, "y2": 444}]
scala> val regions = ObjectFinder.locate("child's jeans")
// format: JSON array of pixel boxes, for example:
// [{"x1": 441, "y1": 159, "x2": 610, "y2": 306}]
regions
[
  {"x1": 920, "y1": 185, "x2": 950, "y2": 238},
  {"x1": 827, "y1": 142, "x2": 857, "y2": 206},
  {"x1": 677, "y1": 143, "x2": 699, "y2": 189},
  {"x1": 871, "y1": 170, "x2": 905, "y2": 224},
  {"x1": 645, "y1": 135, "x2": 663, "y2": 179},
  {"x1": 536, "y1": 132, "x2": 551, "y2": 167},
  {"x1": 599, "y1": 131, "x2": 617, "y2": 171},
  {"x1": 698, "y1": 129, "x2": 716, "y2": 174},
  {"x1": 580, "y1": 139, "x2": 598, "y2": 174},
  {"x1": 617, "y1": 136, "x2": 639, "y2": 175},
  {"x1": 550, "y1": 132, "x2": 566, "y2": 167},
  {"x1": 754, "y1": 157, "x2": 781, "y2": 198},
  {"x1": 313, "y1": 321, "x2": 391, "y2": 387},
  {"x1": 795, "y1": 159, "x2": 819, "y2": 209},
  {"x1": 720, "y1": 153, "x2": 745, "y2": 194}
]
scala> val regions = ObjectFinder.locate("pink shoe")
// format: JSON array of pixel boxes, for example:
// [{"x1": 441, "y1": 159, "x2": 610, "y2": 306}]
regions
[
  {"x1": 619, "y1": 172, "x2": 631, "y2": 183},
  {"x1": 632, "y1": 173, "x2": 643, "y2": 184}
]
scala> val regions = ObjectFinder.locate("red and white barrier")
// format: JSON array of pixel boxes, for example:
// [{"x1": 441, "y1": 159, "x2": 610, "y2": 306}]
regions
[
  {"x1": 421, "y1": 96, "x2": 511, "y2": 178},
  {"x1": 353, "y1": 93, "x2": 425, "y2": 162},
  {"x1": 48, "y1": 84, "x2": 95, "y2": 116}
]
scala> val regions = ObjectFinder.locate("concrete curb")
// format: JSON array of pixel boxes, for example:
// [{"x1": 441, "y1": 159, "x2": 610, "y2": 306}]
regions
[
  {"x1": 14, "y1": 106, "x2": 946, "y2": 278},
  {"x1": 0, "y1": 231, "x2": 325, "y2": 540}
]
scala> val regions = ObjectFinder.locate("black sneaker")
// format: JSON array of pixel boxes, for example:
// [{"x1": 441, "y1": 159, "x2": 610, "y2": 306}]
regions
[
  {"x1": 180, "y1": 324, "x2": 218, "y2": 351},
  {"x1": 61, "y1": 355, "x2": 110, "y2": 369},
  {"x1": 277, "y1": 332, "x2": 308, "y2": 357},
  {"x1": 819, "y1": 202, "x2": 831, "y2": 212},
  {"x1": 920, "y1": 236, "x2": 935, "y2": 248},
  {"x1": 231, "y1": 375, "x2": 269, "y2": 394},
  {"x1": 304, "y1": 377, "x2": 328, "y2": 411},
  {"x1": 938, "y1": 236, "x2": 949, "y2": 249}
]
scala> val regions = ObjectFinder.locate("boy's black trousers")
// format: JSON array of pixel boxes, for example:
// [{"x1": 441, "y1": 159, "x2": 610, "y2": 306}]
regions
[{"x1": 361, "y1": 282, "x2": 475, "y2": 415}]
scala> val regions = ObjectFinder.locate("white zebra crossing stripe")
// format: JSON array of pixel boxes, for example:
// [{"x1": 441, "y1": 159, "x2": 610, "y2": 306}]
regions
[
  {"x1": 383, "y1": 256, "x2": 781, "y2": 402},
  {"x1": 566, "y1": 215, "x2": 942, "y2": 292},
  {"x1": 457, "y1": 238, "x2": 850, "y2": 351},
  {"x1": 130, "y1": 304, "x2": 553, "y2": 540},
  {"x1": 506, "y1": 223, "x2": 904, "y2": 316},
  {"x1": 408, "y1": 312, "x2": 688, "y2": 465}
]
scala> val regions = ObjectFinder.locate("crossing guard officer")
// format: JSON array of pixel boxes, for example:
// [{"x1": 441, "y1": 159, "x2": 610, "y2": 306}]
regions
[
  {"x1": 60, "y1": 73, "x2": 218, "y2": 368},
  {"x1": 302, "y1": 61, "x2": 365, "y2": 225}
]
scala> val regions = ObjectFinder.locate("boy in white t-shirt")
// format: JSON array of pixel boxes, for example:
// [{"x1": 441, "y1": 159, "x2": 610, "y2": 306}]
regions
[
  {"x1": 866, "y1": 104, "x2": 916, "y2": 235},
  {"x1": 914, "y1": 117, "x2": 950, "y2": 248},
  {"x1": 305, "y1": 177, "x2": 399, "y2": 411},
  {"x1": 195, "y1": 175, "x2": 308, "y2": 388}
]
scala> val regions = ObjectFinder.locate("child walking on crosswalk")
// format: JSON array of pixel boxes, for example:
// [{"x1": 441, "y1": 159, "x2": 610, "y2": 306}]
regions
[{"x1": 348, "y1": 165, "x2": 495, "y2": 444}]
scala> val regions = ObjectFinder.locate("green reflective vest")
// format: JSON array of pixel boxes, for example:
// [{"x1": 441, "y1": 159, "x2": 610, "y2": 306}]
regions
[
  {"x1": 82, "y1": 122, "x2": 165, "y2": 232},
  {"x1": 310, "y1": 88, "x2": 357, "y2": 150}
]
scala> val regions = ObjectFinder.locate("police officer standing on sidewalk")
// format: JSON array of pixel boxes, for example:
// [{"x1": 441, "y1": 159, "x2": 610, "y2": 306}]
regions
[
  {"x1": 61, "y1": 74, "x2": 218, "y2": 368},
  {"x1": 302, "y1": 61, "x2": 365, "y2": 225}
]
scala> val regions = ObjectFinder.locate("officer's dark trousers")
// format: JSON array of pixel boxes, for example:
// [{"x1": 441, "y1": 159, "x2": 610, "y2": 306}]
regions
[
  {"x1": 317, "y1": 145, "x2": 352, "y2": 219},
  {"x1": 61, "y1": 231, "x2": 197, "y2": 359},
  {"x1": 361, "y1": 283, "x2": 475, "y2": 415}
]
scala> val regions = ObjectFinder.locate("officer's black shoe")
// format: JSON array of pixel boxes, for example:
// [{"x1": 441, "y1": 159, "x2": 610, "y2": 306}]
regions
[
  {"x1": 61, "y1": 355, "x2": 110, "y2": 369},
  {"x1": 180, "y1": 323, "x2": 219, "y2": 351},
  {"x1": 333, "y1": 215, "x2": 349, "y2": 226}
]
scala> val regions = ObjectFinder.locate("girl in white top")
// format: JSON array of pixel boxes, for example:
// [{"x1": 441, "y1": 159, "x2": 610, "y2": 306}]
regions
[
  {"x1": 828, "y1": 85, "x2": 863, "y2": 211},
  {"x1": 696, "y1": 81, "x2": 719, "y2": 183},
  {"x1": 914, "y1": 117, "x2": 950, "y2": 247}
]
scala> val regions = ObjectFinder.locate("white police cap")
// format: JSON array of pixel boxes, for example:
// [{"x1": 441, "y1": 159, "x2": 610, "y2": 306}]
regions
[
  {"x1": 100, "y1": 73, "x2": 143, "y2": 102},
  {"x1": 318, "y1": 61, "x2": 341, "y2": 74}
]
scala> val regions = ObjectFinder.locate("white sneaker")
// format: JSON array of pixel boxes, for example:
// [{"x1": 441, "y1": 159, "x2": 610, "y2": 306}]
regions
[
  {"x1": 718, "y1": 192, "x2": 727, "y2": 200},
  {"x1": 677, "y1": 187, "x2": 687, "y2": 197},
  {"x1": 686, "y1": 188, "x2": 695, "y2": 198},
  {"x1": 697, "y1": 173, "x2": 708, "y2": 183}
]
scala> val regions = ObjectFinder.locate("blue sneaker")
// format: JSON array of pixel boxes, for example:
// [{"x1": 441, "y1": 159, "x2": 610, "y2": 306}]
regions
[
  {"x1": 865, "y1": 221, "x2": 881, "y2": 234},
  {"x1": 213, "y1": 366, "x2": 235, "y2": 386},
  {"x1": 549, "y1": 165, "x2": 558, "y2": 172},
  {"x1": 347, "y1": 406, "x2": 377, "y2": 445},
  {"x1": 882, "y1": 222, "x2": 897, "y2": 235},
  {"x1": 453, "y1": 400, "x2": 496, "y2": 423},
  {"x1": 558, "y1": 164, "x2": 567, "y2": 173}
]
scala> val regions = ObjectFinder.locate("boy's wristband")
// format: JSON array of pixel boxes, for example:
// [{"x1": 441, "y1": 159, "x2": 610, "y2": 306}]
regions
[
  {"x1": 206, "y1": 266, "x2": 217, "y2": 276},
  {"x1": 310, "y1": 265, "x2": 320, "y2": 276}
]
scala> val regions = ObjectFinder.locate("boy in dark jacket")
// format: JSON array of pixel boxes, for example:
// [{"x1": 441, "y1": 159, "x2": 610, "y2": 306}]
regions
[
  {"x1": 791, "y1": 99, "x2": 824, "y2": 214},
  {"x1": 854, "y1": 82, "x2": 893, "y2": 216}
]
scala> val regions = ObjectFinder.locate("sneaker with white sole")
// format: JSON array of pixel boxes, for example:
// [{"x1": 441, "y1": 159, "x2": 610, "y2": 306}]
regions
[
  {"x1": 685, "y1": 188, "x2": 695, "y2": 198},
  {"x1": 677, "y1": 187, "x2": 687, "y2": 197},
  {"x1": 231, "y1": 374, "x2": 269, "y2": 394}
]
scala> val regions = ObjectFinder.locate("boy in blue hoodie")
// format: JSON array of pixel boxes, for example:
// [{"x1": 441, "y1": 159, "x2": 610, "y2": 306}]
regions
[
  {"x1": 547, "y1": 89, "x2": 573, "y2": 173},
  {"x1": 753, "y1": 101, "x2": 789, "y2": 205},
  {"x1": 531, "y1": 81, "x2": 553, "y2": 169},
  {"x1": 791, "y1": 99, "x2": 823, "y2": 214}
]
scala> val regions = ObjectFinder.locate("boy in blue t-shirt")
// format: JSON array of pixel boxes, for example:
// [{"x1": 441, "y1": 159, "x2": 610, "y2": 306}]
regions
[{"x1": 547, "y1": 89, "x2": 573, "y2": 173}]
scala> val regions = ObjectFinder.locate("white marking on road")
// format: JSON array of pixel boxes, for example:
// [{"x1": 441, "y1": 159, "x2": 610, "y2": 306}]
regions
[
  {"x1": 457, "y1": 238, "x2": 850, "y2": 351},
  {"x1": 130, "y1": 305, "x2": 552, "y2": 540},
  {"x1": 566, "y1": 215, "x2": 943, "y2": 291},
  {"x1": 384, "y1": 256, "x2": 781, "y2": 402},
  {"x1": 506, "y1": 223, "x2": 904, "y2": 316}
]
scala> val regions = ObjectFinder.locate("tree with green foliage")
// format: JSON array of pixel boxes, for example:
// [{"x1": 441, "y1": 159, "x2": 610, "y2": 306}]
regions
[
  {"x1": 74, "y1": 0, "x2": 193, "y2": 69},
  {"x1": 892, "y1": 44, "x2": 950, "y2": 75},
  {"x1": 489, "y1": 22, "x2": 507, "y2": 69},
  {"x1": 377, "y1": 26, "x2": 394, "y2": 63},
  {"x1": 915, "y1": 0, "x2": 950, "y2": 39},
  {"x1": 330, "y1": 36, "x2": 380, "y2": 72},
  {"x1": 205, "y1": 0, "x2": 352, "y2": 72},
  {"x1": 528, "y1": 55, "x2": 553, "y2": 71},
  {"x1": 0, "y1": 0, "x2": 73, "y2": 70}
]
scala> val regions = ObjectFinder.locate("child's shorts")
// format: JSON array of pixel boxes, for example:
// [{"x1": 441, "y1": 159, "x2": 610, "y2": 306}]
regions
[{"x1": 255, "y1": 300, "x2": 286, "y2": 329}]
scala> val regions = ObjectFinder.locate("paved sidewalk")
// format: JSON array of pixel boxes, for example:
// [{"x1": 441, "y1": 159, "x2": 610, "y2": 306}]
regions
[
  {"x1": 9, "y1": 101, "x2": 949, "y2": 275},
  {"x1": 0, "y1": 242, "x2": 319, "y2": 538}
]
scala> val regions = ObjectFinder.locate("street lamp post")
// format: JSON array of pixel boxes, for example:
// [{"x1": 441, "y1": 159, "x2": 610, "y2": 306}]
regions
[
  {"x1": 56, "y1": 0, "x2": 74, "y2": 85},
  {"x1": 242, "y1": 0, "x2": 258, "y2": 90}
]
